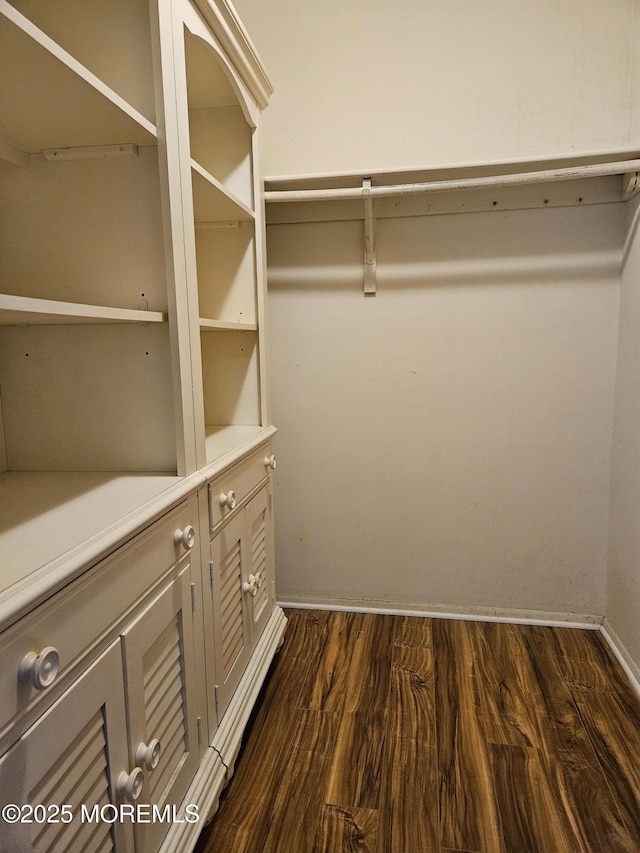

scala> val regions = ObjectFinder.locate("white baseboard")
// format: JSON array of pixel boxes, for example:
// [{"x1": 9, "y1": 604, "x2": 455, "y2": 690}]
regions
[
  {"x1": 276, "y1": 594, "x2": 602, "y2": 630},
  {"x1": 600, "y1": 619, "x2": 640, "y2": 698}
]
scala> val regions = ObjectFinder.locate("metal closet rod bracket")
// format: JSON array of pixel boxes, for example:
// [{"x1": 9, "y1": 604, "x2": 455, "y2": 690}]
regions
[{"x1": 363, "y1": 178, "x2": 376, "y2": 296}]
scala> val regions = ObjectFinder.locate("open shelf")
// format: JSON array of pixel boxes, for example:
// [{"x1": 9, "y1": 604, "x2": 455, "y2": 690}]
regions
[
  {"x1": 203, "y1": 425, "x2": 268, "y2": 466},
  {"x1": 0, "y1": 471, "x2": 182, "y2": 596},
  {"x1": 0, "y1": 147, "x2": 167, "y2": 311},
  {"x1": 200, "y1": 330, "x2": 261, "y2": 465},
  {"x1": 0, "y1": 294, "x2": 166, "y2": 326},
  {"x1": 192, "y1": 161, "x2": 255, "y2": 223},
  {"x1": 184, "y1": 23, "x2": 254, "y2": 211},
  {"x1": 196, "y1": 220, "x2": 258, "y2": 326},
  {"x1": 7, "y1": 0, "x2": 157, "y2": 125},
  {"x1": 0, "y1": 2, "x2": 156, "y2": 153},
  {"x1": 0, "y1": 324, "x2": 177, "y2": 472}
]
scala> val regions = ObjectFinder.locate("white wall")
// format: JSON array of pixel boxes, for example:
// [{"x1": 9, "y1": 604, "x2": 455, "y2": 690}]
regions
[
  {"x1": 267, "y1": 204, "x2": 622, "y2": 618},
  {"x1": 231, "y1": 0, "x2": 639, "y2": 623},
  {"x1": 235, "y1": 0, "x2": 636, "y2": 176},
  {"x1": 631, "y1": 2, "x2": 640, "y2": 145},
  {"x1": 607, "y1": 197, "x2": 640, "y2": 677}
]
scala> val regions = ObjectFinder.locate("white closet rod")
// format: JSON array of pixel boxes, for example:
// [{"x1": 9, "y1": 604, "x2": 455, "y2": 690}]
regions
[{"x1": 265, "y1": 158, "x2": 640, "y2": 203}]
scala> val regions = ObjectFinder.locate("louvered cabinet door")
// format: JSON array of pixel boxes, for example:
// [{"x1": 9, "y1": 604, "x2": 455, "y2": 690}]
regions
[
  {"x1": 0, "y1": 642, "x2": 133, "y2": 853},
  {"x1": 120, "y1": 562, "x2": 199, "y2": 853},
  {"x1": 209, "y1": 510, "x2": 251, "y2": 723},
  {"x1": 245, "y1": 485, "x2": 275, "y2": 643}
]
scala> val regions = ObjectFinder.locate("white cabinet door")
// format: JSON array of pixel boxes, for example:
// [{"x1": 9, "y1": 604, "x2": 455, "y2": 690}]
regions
[
  {"x1": 245, "y1": 484, "x2": 275, "y2": 642},
  {"x1": 120, "y1": 562, "x2": 199, "y2": 853},
  {"x1": 0, "y1": 642, "x2": 133, "y2": 853},
  {"x1": 209, "y1": 510, "x2": 251, "y2": 722}
]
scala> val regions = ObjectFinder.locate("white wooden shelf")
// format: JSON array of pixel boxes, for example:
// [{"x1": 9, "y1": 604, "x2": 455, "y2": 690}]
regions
[
  {"x1": 191, "y1": 160, "x2": 254, "y2": 222},
  {"x1": 0, "y1": 294, "x2": 166, "y2": 326},
  {"x1": 203, "y1": 424, "x2": 267, "y2": 465},
  {"x1": 0, "y1": 471, "x2": 183, "y2": 599},
  {"x1": 0, "y1": 1, "x2": 156, "y2": 154},
  {"x1": 199, "y1": 318, "x2": 257, "y2": 332}
]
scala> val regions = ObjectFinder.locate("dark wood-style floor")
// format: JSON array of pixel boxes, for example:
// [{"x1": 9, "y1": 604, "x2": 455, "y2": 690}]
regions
[{"x1": 196, "y1": 609, "x2": 640, "y2": 852}]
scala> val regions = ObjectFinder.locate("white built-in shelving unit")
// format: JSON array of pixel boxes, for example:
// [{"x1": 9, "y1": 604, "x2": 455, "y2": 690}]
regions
[
  {"x1": 0, "y1": 0, "x2": 273, "y2": 607},
  {"x1": 0, "y1": 4, "x2": 284, "y2": 851}
]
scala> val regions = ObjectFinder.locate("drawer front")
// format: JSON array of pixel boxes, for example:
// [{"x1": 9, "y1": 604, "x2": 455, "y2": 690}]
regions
[
  {"x1": 0, "y1": 499, "x2": 196, "y2": 736},
  {"x1": 208, "y1": 444, "x2": 273, "y2": 532}
]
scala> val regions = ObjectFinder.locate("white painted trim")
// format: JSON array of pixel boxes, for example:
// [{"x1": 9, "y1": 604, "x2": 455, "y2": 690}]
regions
[
  {"x1": 276, "y1": 596, "x2": 602, "y2": 630},
  {"x1": 600, "y1": 620, "x2": 640, "y2": 698},
  {"x1": 192, "y1": 0, "x2": 274, "y2": 110}
]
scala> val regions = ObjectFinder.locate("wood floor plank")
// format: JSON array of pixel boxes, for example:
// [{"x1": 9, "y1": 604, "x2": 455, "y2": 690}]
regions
[
  {"x1": 342, "y1": 613, "x2": 395, "y2": 715},
  {"x1": 551, "y1": 627, "x2": 637, "y2": 704},
  {"x1": 517, "y1": 625, "x2": 637, "y2": 851},
  {"x1": 572, "y1": 687, "x2": 640, "y2": 840},
  {"x1": 259, "y1": 710, "x2": 341, "y2": 853},
  {"x1": 279, "y1": 608, "x2": 332, "y2": 662},
  {"x1": 324, "y1": 709, "x2": 388, "y2": 811},
  {"x1": 469, "y1": 621, "x2": 548, "y2": 750},
  {"x1": 549, "y1": 748, "x2": 637, "y2": 852},
  {"x1": 297, "y1": 610, "x2": 362, "y2": 712},
  {"x1": 313, "y1": 804, "x2": 378, "y2": 853},
  {"x1": 518, "y1": 625, "x2": 595, "y2": 753},
  {"x1": 388, "y1": 642, "x2": 435, "y2": 740},
  {"x1": 376, "y1": 735, "x2": 439, "y2": 853},
  {"x1": 393, "y1": 613, "x2": 432, "y2": 648},
  {"x1": 433, "y1": 619, "x2": 504, "y2": 853},
  {"x1": 490, "y1": 743, "x2": 576, "y2": 853}
]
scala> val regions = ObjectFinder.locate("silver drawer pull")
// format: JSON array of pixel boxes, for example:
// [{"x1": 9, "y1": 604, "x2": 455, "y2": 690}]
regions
[
  {"x1": 220, "y1": 490, "x2": 237, "y2": 510},
  {"x1": 18, "y1": 646, "x2": 60, "y2": 690},
  {"x1": 136, "y1": 739, "x2": 161, "y2": 772},
  {"x1": 174, "y1": 525, "x2": 195, "y2": 550},
  {"x1": 264, "y1": 454, "x2": 277, "y2": 470},
  {"x1": 117, "y1": 767, "x2": 145, "y2": 803}
]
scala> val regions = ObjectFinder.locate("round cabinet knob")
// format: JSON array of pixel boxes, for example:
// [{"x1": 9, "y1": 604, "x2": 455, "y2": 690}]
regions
[
  {"x1": 243, "y1": 575, "x2": 258, "y2": 597},
  {"x1": 135, "y1": 739, "x2": 161, "y2": 772},
  {"x1": 174, "y1": 525, "x2": 195, "y2": 550},
  {"x1": 117, "y1": 767, "x2": 145, "y2": 803},
  {"x1": 219, "y1": 490, "x2": 237, "y2": 510},
  {"x1": 264, "y1": 455, "x2": 277, "y2": 470},
  {"x1": 18, "y1": 646, "x2": 60, "y2": 690}
]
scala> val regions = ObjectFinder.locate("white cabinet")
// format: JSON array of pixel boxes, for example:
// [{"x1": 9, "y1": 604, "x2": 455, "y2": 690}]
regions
[
  {"x1": 245, "y1": 485, "x2": 276, "y2": 642},
  {"x1": 0, "y1": 507, "x2": 203, "y2": 853},
  {"x1": 205, "y1": 445, "x2": 276, "y2": 727},
  {"x1": 0, "y1": 642, "x2": 133, "y2": 853},
  {"x1": 121, "y1": 564, "x2": 200, "y2": 853}
]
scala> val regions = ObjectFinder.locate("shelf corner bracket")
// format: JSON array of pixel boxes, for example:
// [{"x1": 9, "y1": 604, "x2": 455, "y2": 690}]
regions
[{"x1": 362, "y1": 178, "x2": 377, "y2": 296}]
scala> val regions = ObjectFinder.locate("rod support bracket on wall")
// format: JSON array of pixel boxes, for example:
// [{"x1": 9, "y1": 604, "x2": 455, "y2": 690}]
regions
[
  {"x1": 362, "y1": 178, "x2": 377, "y2": 296},
  {"x1": 623, "y1": 172, "x2": 640, "y2": 201}
]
